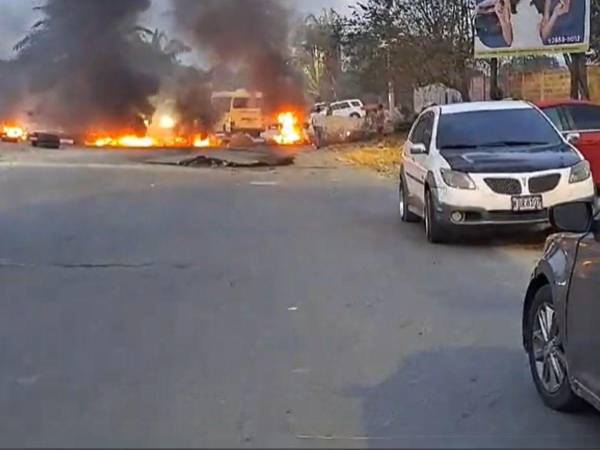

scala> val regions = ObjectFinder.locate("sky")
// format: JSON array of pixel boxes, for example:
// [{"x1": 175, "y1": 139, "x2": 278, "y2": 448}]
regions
[{"x1": 0, "y1": 0, "x2": 356, "y2": 60}]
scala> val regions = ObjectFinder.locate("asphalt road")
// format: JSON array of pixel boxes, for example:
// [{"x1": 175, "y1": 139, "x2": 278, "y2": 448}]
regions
[{"x1": 1, "y1": 146, "x2": 600, "y2": 448}]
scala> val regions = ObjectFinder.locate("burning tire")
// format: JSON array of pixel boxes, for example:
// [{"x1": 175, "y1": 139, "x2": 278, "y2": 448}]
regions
[{"x1": 29, "y1": 133, "x2": 61, "y2": 149}]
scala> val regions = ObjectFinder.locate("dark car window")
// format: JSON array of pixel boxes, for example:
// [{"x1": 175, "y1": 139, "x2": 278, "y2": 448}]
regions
[
  {"x1": 541, "y1": 107, "x2": 565, "y2": 131},
  {"x1": 421, "y1": 113, "x2": 434, "y2": 149},
  {"x1": 437, "y1": 108, "x2": 562, "y2": 149},
  {"x1": 331, "y1": 102, "x2": 350, "y2": 111},
  {"x1": 563, "y1": 105, "x2": 600, "y2": 131},
  {"x1": 232, "y1": 97, "x2": 249, "y2": 109},
  {"x1": 409, "y1": 115, "x2": 425, "y2": 143}
]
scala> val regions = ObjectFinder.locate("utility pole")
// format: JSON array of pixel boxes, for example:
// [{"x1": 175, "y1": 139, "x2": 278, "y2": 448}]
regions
[
  {"x1": 386, "y1": 43, "x2": 396, "y2": 114},
  {"x1": 566, "y1": 53, "x2": 590, "y2": 100},
  {"x1": 490, "y1": 57, "x2": 500, "y2": 100}
]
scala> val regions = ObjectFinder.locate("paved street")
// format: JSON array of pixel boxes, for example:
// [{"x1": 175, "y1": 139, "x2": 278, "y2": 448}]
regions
[{"x1": 1, "y1": 146, "x2": 600, "y2": 448}]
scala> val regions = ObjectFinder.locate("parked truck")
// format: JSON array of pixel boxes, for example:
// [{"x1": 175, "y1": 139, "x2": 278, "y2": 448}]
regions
[{"x1": 211, "y1": 89, "x2": 265, "y2": 136}]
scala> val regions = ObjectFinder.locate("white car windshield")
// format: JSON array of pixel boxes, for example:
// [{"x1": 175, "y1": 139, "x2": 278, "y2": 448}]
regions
[{"x1": 437, "y1": 109, "x2": 563, "y2": 150}]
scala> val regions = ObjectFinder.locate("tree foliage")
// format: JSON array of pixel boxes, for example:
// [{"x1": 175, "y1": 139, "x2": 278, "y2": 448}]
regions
[
  {"x1": 500, "y1": 55, "x2": 560, "y2": 76},
  {"x1": 293, "y1": 9, "x2": 344, "y2": 101},
  {"x1": 343, "y1": 0, "x2": 474, "y2": 100}
]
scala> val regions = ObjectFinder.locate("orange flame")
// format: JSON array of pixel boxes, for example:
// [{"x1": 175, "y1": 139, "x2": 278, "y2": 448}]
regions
[
  {"x1": 193, "y1": 135, "x2": 212, "y2": 148},
  {"x1": 159, "y1": 115, "x2": 176, "y2": 129},
  {"x1": 117, "y1": 135, "x2": 155, "y2": 147},
  {"x1": 87, "y1": 135, "x2": 155, "y2": 148},
  {"x1": 91, "y1": 137, "x2": 113, "y2": 147},
  {"x1": 2, "y1": 125, "x2": 26, "y2": 140},
  {"x1": 85, "y1": 132, "x2": 217, "y2": 149},
  {"x1": 274, "y1": 112, "x2": 302, "y2": 145}
]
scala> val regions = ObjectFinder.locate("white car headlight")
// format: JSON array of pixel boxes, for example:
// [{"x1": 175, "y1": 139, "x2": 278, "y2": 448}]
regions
[
  {"x1": 440, "y1": 169, "x2": 476, "y2": 190},
  {"x1": 569, "y1": 160, "x2": 591, "y2": 184}
]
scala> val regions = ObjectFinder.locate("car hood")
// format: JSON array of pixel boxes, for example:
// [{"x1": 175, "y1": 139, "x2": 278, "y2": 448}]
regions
[{"x1": 441, "y1": 143, "x2": 581, "y2": 173}]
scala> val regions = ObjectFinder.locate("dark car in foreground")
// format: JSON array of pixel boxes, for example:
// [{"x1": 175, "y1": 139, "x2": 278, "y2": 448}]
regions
[
  {"x1": 537, "y1": 100, "x2": 600, "y2": 189},
  {"x1": 523, "y1": 201, "x2": 600, "y2": 412}
]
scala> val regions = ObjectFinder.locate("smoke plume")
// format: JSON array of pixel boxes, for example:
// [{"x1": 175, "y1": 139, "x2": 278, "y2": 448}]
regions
[
  {"x1": 0, "y1": 61, "x2": 25, "y2": 120},
  {"x1": 172, "y1": 0, "x2": 306, "y2": 114},
  {"x1": 172, "y1": 67, "x2": 216, "y2": 135},
  {"x1": 12, "y1": 0, "x2": 160, "y2": 135}
]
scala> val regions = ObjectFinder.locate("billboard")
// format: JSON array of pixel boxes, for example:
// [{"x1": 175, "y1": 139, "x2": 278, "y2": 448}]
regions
[{"x1": 474, "y1": 0, "x2": 590, "y2": 58}]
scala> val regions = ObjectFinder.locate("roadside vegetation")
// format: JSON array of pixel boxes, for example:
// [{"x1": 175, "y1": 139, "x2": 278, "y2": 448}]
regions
[{"x1": 333, "y1": 133, "x2": 405, "y2": 178}]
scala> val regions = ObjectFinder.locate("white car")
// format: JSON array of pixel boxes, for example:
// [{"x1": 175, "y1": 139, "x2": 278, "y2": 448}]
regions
[
  {"x1": 310, "y1": 102, "x2": 328, "y2": 115},
  {"x1": 399, "y1": 101, "x2": 595, "y2": 243},
  {"x1": 328, "y1": 99, "x2": 366, "y2": 119}
]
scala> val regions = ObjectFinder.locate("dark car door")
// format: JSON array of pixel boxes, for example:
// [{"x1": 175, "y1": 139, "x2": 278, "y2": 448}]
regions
[{"x1": 566, "y1": 232, "x2": 600, "y2": 396}]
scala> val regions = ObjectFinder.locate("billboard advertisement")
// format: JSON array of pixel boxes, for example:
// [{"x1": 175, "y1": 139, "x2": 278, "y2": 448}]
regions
[{"x1": 474, "y1": 0, "x2": 590, "y2": 58}]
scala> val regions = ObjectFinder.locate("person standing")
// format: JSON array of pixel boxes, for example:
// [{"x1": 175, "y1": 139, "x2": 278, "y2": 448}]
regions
[{"x1": 311, "y1": 110, "x2": 325, "y2": 149}]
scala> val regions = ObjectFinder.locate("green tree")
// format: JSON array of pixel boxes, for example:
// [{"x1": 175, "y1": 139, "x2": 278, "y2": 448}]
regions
[
  {"x1": 500, "y1": 55, "x2": 560, "y2": 77},
  {"x1": 133, "y1": 27, "x2": 191, "y2": 64},
  {"x1": 344, "y1": 0, "x2": 474, "y2": 101},
  {"x1": 293, "y1": 9, "x2": 344, "y2": 101}
]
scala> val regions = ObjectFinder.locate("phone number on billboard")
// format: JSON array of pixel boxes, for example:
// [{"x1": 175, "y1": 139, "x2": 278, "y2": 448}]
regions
[{"x1": 547, "y1": 35, "x2": 582, "y2": 45}]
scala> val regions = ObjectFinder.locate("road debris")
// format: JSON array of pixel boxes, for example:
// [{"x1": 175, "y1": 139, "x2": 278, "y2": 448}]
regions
[{"x1": 148, "y1": 148, "x2": 296, "y2": 168}]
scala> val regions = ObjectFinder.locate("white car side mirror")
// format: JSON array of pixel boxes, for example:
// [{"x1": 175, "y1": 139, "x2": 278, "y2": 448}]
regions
[
  {"x1": 409, "y1": 143, "x2": 428, "y2": 155},
  {"x1": 565, "y1": 132, "x2": 581, "y2": 145}
]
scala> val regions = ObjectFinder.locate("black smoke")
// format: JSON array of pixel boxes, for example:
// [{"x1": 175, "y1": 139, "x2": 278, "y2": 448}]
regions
[
  {"x1": 0, "y1": 60, "x2": 25, "y2": 120},
  {"x1": 172, "y1": 66, "x2": 216, "y2": 135},
  {"x1": 11, "y1": 0, "x2": 160, "y2": 135},
  {"x1": 172, "y1": 0, "x2": 306, "y2": 114}
]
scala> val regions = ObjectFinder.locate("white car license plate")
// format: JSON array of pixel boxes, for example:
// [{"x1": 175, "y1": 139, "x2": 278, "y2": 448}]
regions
[{"x1": 511, "y1": 195, "x2": 543, "y2": 212}]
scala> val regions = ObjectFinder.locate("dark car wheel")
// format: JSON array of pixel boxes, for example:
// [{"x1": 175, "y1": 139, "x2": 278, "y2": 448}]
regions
[
  {"x1": 424, "y1": 190, "x2": 448, "y2": 244},
  {"x1": 399, "y1": 176, "x2": 419, "y2": 223},
  {"x1": 526, "y1": 285, "x2": 584, "y2": 412}
]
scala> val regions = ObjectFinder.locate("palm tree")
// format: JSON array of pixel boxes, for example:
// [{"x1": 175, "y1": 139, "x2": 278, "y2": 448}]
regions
[
  {"x1": 133, "y1": 27, "x2": 191, "y2": 63},
  {"x1": 294, "y1": 9, "x2": 344, "y2": 101}
]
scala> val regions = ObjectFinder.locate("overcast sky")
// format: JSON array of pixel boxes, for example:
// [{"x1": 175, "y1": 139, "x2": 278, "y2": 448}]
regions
[{"x1": 0, "y1": 0, "x2": 356, "y2": 60}]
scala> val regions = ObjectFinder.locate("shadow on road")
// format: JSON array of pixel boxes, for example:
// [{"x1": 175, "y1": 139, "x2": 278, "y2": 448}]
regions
[
  {"x1": 451, "y1": 225, "x2": 549, "y2": 249},
  {"x1": 345, "y1": 346, "x2": 600, "y2": 448}
]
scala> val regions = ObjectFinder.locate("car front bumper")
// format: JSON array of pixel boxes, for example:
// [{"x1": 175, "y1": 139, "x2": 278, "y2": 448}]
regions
[
  {"x1": 434, "y1": 203, "x2": 551, "y2": 225},
  {"x1": 433, "y1": 167, "x2": 595, "y2": 226}
]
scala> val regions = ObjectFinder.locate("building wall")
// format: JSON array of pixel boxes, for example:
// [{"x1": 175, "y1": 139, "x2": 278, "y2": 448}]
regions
[{"x1": 506, "y1": 66, "x2": 600, "y2": 102}]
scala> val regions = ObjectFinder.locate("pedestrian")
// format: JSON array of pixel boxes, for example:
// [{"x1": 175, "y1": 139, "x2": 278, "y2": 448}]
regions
[{"x1": 311, "y1": 110, "x2": 325, "y2": 149}]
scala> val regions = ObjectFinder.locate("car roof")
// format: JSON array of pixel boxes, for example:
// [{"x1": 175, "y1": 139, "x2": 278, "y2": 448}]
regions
[
  {"x1": 438, "y1": 101, "x2": 533, "y2": 115},
  {"x1": 536, "y1": 99, "x2": 598, "y2": 108},
  {"x1": 332, "y1": 99, "x2": 360, "y2": 104}
]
